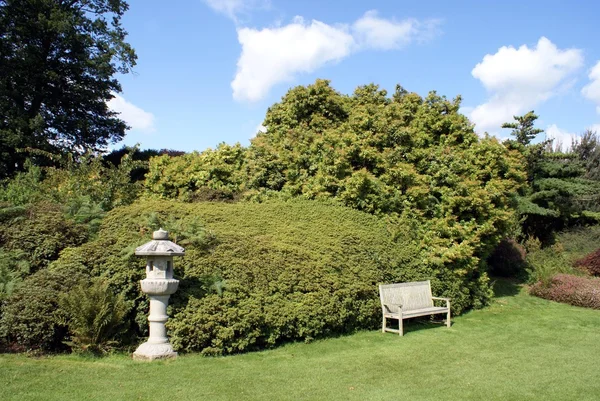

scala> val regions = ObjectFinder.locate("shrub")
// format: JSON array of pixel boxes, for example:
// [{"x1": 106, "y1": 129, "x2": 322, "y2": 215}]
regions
[
  {"x1": 0, "y1": 268, "x2": 88, "y2": 352},
  {"x1": 487, "y1": 238, "x2": 527, "y2": 277},
  {"x1": 0, "y1": 249, "x2": 29, "y2": 301},
  {"x1": 0, "y1": 202, "x2": 88, "y2": 273},
  {"x1": 59, "y1": 279, "x2": 129, "y2": 354},
  {"x1": 52, "y1": 198, "x2": 496, "y2": 355},
  {"x1": 525, "y1": 226, "x2": 600, "y2": 283},
  {"x1": 0, "y1": 162, "x2": 45, "y2": 205},
  {"x1": 144, "y1": 143, "x2": 247, "y2": 201},
  {"x1": 557, "y1": 225, "x2": 600, "y2": 256},
  {"x1": 0, "y1": 151, "x2": 145, "y2": 212},
  {"x1": 51, "y1": 200, "x2": 223, "y2": 343},
  {"x1": 575, "y1": 248, "x2": 600, "y2": 276},
  {"x1": 526, "y1": 243, "x2": 574, "y2": 284},
  {"x1": 530, "y1": 274, "x2": 600, "y2": 309}
]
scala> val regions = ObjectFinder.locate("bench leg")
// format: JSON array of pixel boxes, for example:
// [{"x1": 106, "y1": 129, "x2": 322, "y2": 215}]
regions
[
  {"x1": 382, "y1": 316, "x2": 386, "y2": 333},
  {"x1": 399, "y1": 318, "x2": 403, "y2": 336},
  {"x1": 446, "y1": 310, "x2": 451, "y2": 328}
]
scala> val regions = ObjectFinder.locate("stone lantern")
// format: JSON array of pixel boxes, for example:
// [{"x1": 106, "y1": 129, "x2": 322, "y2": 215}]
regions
[{"x1": 133, "y1": 228, "x2": 184, "y2": 361}]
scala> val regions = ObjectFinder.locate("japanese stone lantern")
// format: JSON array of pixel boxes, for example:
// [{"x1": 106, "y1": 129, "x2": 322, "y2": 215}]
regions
[{"x1": 133, "y1": 228, "x2": 184, "y2": 361}]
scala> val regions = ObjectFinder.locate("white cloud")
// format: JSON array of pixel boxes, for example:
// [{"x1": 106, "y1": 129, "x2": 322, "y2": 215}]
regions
[
  {"x1": 232, "y1": 11, "x2": 441, "y2": 102},
  {"x1": 469, "y1": 37, "x2": 583, "y2": 134},
  {"x1": 352, "y1": 10, "x2": 440, "y2": 50},
  {"x1": 582, "y1": 61, "x2": 600, "y2": 113},
  {"x1": 232, "y1": 17, "x2": 355, "y2": 102},
  {"x1": 256, "y1": 123, "x2": 267, "y2": 133},
  {"x1": 203, "y1": 0, "x2": 269, "y2": 22},
  {"x1": 546, "y1": 124, "x2": 580, "y2": 151},
  {"x1": 108, "y1": 94, "x2": 156, "y2": 133}
]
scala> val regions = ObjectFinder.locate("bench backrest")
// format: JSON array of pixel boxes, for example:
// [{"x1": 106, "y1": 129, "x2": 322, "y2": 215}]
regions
[{"x1": 379, "y1": 281, "x2": 433, "y2": 313}]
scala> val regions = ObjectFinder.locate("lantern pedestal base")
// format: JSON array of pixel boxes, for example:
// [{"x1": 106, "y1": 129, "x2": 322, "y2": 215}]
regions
[{"x1": 132, "y1": 341, "x2": 177, "y2": 361}]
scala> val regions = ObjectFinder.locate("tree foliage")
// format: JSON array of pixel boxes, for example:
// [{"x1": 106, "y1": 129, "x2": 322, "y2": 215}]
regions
[
  {"x1": 572, "y1": 130, "x2": 600, "y2": 181},
  {"x1": 0, "y1": 0, "x2": 136, "y2": 178},
  {"x1": 144, "y1": 143, "x2": 247, "y2": 202},
  {"x1": 502, "y1": 111, "x2": 544, "y2": 145},
  {"x1": 502, "y1": 114, "x2": 600, "y2": 243}
]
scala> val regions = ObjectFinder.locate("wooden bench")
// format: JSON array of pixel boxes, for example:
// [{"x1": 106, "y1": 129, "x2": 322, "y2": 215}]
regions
[{"x1": 379, "y1": 281, "x2": 451, "y2": 336}]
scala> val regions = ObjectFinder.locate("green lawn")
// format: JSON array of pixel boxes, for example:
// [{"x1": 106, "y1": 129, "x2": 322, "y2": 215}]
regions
[{"x1": 2, "y1": 280, "x2": 600, "y2": 401}]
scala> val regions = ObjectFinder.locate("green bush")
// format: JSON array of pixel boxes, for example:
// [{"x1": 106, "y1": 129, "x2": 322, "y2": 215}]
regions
[
  {"x1": 0, "y1": 268, "x2": 88, "y2": 352},
  {"x1": 0, "y1": 249, "x2": 29, "y2": 301},
  {"x1": 51, "y1": 200, "x2": 223, "y2": 342},
  {"x1": 144, "y1": 143, "x2": 247, "y2": 201},
  {"x1": 0, "y1": 151, "x2": 145, "y2": 216},
  {"x1": 0, "y1": 202, "x2": 88, "y2": 273},
  {"x1": 526, "y1": 226, "x2": 600, "y2": 283},
  {"x1": 59, "y1": 279, "x2": 129, "y2": 354},
  {"x1": 51, "y1": 199, "x2": 494, "y2": 355}
]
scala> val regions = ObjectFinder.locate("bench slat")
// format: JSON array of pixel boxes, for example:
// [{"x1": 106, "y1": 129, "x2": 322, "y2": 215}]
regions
[{"x1": 385, "y1": 306, "x2": 448, "y2": 318}]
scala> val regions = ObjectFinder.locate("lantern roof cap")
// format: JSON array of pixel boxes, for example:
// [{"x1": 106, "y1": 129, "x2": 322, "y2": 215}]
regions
[{"x1": 135, "y1": 228, "x2": 185, "y2": 256}]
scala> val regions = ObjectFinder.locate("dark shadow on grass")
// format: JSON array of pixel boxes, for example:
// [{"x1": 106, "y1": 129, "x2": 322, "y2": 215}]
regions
[
  {"x1": 384, "y1": 317, "x2": 449, "y2": 336},
  {"x1": 491, "y1": 276, "x2": 521, "y2": 298}
]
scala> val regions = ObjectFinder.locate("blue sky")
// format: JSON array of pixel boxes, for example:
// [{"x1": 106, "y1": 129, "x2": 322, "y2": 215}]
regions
[{"x1": 109, "y1": 0, "x2": 600, "y2": 152}]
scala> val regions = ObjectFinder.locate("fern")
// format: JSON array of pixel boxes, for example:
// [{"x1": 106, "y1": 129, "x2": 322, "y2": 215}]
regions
[{"x1": 59, "y1": 279, "x2": 129, "y2": 355}]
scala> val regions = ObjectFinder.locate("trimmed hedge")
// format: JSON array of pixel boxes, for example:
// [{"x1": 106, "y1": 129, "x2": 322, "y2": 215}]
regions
[
  {"x1": 43, "y1": 198, "x2": 493, "y2": 355},
  {"x1": 530, "y1": 274, "x2": 600, "y2": 309}
]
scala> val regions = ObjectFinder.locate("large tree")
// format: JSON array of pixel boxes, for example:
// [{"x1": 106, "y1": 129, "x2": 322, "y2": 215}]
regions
[{"x1": 0, "y1": 0, "x2": 136, "y2": 178}]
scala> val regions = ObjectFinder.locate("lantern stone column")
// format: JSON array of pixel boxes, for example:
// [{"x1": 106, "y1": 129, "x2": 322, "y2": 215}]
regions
[{"x1": 133, "y1": 228, "x2": 184, "y2": 361}]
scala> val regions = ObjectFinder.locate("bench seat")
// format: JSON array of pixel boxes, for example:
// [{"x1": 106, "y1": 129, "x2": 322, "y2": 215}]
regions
[{"x1": 383, "y1": 306, "x2": 449, "y2": 319}]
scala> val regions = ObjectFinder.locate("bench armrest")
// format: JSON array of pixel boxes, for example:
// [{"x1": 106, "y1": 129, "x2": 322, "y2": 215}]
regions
[
  {"x1": 432, "y1": 297, "x2": 451, "y2": 309},
  {"x1": 383, "y1": 303, "x2": 403, "y2": 313}
]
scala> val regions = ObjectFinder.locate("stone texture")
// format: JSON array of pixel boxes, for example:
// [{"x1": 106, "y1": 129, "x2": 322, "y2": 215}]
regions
[
  {"x1": 133, "y1": 342, "x2": 177, "y2": 361},
  {"x1": 135, "y1": 228, "x2": 185, "y2": 257},
  {"x1": 133, "y1": 229, "x2": 183, "y2": 361},
  {"x1": 140, "y1": 278, "x2": 179, "y2": 295}
]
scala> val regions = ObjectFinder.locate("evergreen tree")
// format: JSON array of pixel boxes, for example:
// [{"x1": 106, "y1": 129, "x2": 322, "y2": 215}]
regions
[
  {"x1": 502, "y1": 113, "x2": 600, "y2": 243},
  {"x1": 502, "y1": 111, "x2": 544, "y2": 145},
  {"x1": 0, "y1": 0, "x2": 136, "y2": 178}
]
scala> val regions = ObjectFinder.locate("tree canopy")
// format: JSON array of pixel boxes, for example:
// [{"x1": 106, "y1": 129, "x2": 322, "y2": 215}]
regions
[
  {"x1": 0, "y1": 0, "x2": 136, "y2": 178},
  {"x1": 502, "y1": 111, "x2": 544, "y2": 146}
]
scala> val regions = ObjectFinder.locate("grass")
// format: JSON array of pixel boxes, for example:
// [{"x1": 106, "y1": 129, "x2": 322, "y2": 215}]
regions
[{"x1": 1, "y1": 280, "x2": 600, "y2": 401}]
